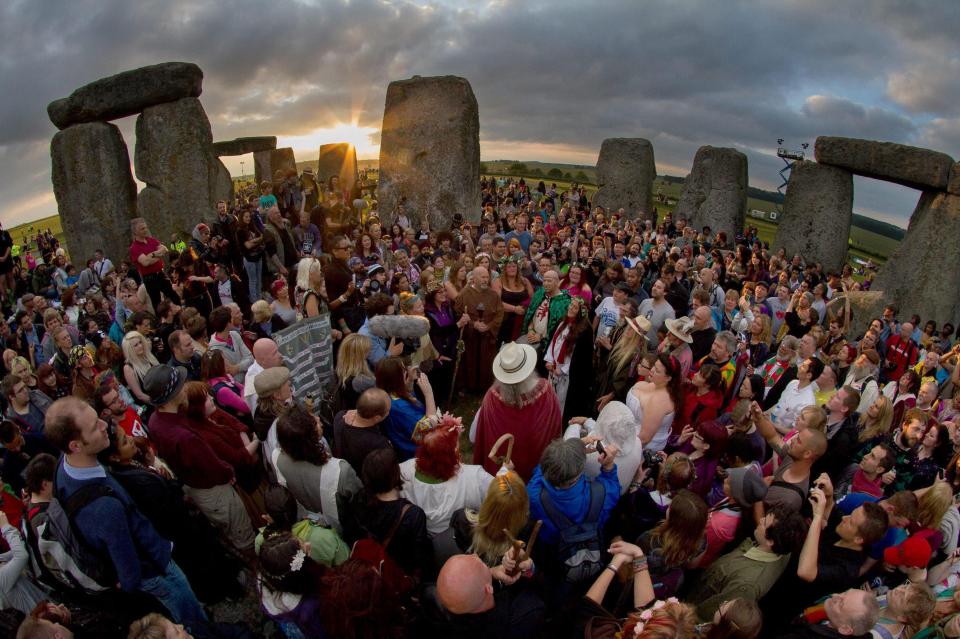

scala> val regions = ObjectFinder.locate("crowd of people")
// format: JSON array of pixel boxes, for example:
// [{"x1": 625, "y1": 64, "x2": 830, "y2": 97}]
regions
[{"x1": 0, "y1": 169, "x2": 959, "y2": 639}]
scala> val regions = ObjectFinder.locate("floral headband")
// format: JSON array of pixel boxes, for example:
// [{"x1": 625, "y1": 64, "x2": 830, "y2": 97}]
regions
[
  {"x1": 412, "y1": 412, "x2": 463, "y2": 444},
  {"x1": 498, "y1": 254, "x2": 522, "y2": 268},
  {"x1": 633, "y1": 598, "x2": 680, "y2": 637}
]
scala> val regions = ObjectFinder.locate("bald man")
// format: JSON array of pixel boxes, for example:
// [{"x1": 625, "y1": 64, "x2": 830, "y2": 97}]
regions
[
  {"x1": 243, "y1": 338, "x2": 284, "y2": 412},
  {"x1": 437, "y1": 554, "x2": 496, "y2": 614},
  {"x1": 690, "y1": 304, "x2": 717, "y2": 362},
  {"x1": 454, "y1": 268, "x2": 504, "y2": 393},
  {"x1": 431, "y1": 554, "x2": 544, "y2": 638},
  {"x1": 520, "y1": 269, "x2": 572, "y2": 354}
]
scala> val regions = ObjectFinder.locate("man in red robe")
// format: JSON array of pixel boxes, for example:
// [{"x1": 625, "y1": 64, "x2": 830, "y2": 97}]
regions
[{"x1": 472, "y1": 342, "x2": 562, "y2": 482}]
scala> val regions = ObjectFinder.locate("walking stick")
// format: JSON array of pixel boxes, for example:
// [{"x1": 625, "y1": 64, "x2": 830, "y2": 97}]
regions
[
  {"x1": 503, "y1": 520, "x2": 543, "y2": 576},
  {"x1": 487, "y1": 433, "x2": 515, "y2": 469},
  {"x1": 447, "y1": 322, "x2": 467, "y2": 409},
  {"x1": 447, "y1": 302, "x2": 482, "y2": 408}
]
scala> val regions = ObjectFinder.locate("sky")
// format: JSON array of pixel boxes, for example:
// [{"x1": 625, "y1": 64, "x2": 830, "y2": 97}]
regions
[{"x1": 2, "y1": 0, "x2": 959, "y2": 231}]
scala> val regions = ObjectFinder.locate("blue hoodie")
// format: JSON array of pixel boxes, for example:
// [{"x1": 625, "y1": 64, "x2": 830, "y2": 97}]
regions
[{"x1": 527, "y1": 464, "x2": 620, "y2": 547}]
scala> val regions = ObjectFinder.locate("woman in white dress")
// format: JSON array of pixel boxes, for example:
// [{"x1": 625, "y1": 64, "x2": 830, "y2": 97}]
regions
[
  {"x1": 626, "y1": 352, "x2": 683, "y2": 453},
  {"x1": 399, "y1": 413, "x2": 494, "y2": 537}
]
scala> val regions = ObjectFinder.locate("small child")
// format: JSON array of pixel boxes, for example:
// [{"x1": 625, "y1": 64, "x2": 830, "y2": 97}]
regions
[{"x1": 259, "y1": 180, "x2": 278, "y2": 214}]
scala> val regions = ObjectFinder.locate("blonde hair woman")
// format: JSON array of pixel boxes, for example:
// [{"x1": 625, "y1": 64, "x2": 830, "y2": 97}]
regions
[
  {"x1": 121, "y1": 330, "x2": 159, "y2": 404},
  {"x1": 335, "y1": 333, "x2": 375, "y2": 411},
  {"x1": 858, "y1": 394, "x2": 894, "y2": 444},
  {"x1": 295, "y1": 256, "x2": 327, "y2": 319},
  {"x1": 468, "y1": 471, "x2": 530, "y2": 566}
]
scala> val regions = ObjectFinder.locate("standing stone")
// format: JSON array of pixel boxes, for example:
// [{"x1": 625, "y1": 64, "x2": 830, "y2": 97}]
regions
[
  {"x1": 773, "y1": 160, "x2": 853, "y2": 271},
  {"x1": 378, "y1": 75, "x2": 480, "y2": 227},
  {"x1": 47, "y1": 62, "x2": 203, "y2": 130},
  {"x1": 253, "y1": 147, "x2": 297, "y2": 189},
  {"x1": 814, "y1": 136, "x2": 954, "y2": 191},
  {"x1": 947, "y1": 161, "x2": 960, "y2": 196},
  {"x1": 317, "y1": 143, "x2": 359, "y2": 193},
  {"x1": 591, "y1": 138, "x2": 657, "y2": 220},
  {"x1": 674, "y1": 146, "x2": 748, "y2": 241},
  {"x1": 835, "y1": 291, "x2": 886, "y2": 340},
  {"x1": 135, "y1": 97, "x2": 216, "y2": 244},
  {"x1": 872, "y1": 191, "x2": 960, "y2": 328},
  {"x1": 212, "y1": 158, "x2": 234, "y2": 207},
  {"x1": 50, "y1": 122, "x2": 137, "y2": 264},
  {"x1": 212, "y1": 136, "x2": 277, "y2": 156}
]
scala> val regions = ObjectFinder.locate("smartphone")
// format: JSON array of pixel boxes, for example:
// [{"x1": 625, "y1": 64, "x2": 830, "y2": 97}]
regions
[{"x1": 595, "y1": 440, "x2": 606, "y2": 457}]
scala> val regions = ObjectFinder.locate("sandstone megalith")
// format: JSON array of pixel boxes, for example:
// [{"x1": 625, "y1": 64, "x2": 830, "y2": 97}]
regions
[
  {"x1": 815, "y1": 136, "x2": 954, "y2": 192},
  {"x1": 213, "y1": 159, "x2": 234, "y2": 207},
  {"x1": 51, "y1": 122, "x2": 137, "y2": 263},
  {"x1": 135, "y1": 97, "x2": 217, "y2": 243},
  {"x1": 317, "y1": 143, "x2": 359, "y2": 193},
  {"x1": 947, "y1": 162, "x2": 960, "y2": 196},
  {"x1": 674, "y1": 146, "x2": 748, "y2": 240},
  {"x1": 253, "y1": 147, "x2": 297, "y2": 189},
  {"x1": 773, "y1": 160, "x2": 853, "y2": 271},
  {"x1": 834, "y1": 290, "x2": 886, "y2": 339},
  {"x1": 872, "y1": 191, "x2": 960, "y2": 327},
  {"x1": 212, "y1": 136, "x2": 277, "y2": 156},
  {"x1": 592, "y1": 138, "x2": 657, "y2": 220},
  {"x1": 47, "y1": 62, "x2": 203, "y2": 130},
  {"x1": 378, "y1": 75, "x2": 480, "y2": 227}
]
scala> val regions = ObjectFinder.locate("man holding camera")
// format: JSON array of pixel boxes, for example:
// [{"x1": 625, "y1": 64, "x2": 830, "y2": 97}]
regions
[
  {"x1": 882, "y1": 321, "x2": 919, "y2": 384},
  {"x1": 762, "y1": 472, "x2": 889, "y2": 625}
]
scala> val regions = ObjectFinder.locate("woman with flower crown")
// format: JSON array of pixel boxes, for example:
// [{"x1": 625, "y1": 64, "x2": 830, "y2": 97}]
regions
[
  {"x1": 399, "y1": 413, "x2": 494, "y2": 560},
  {"x1": 573, "y1": 539, "x2": 698, "y2": 639}
]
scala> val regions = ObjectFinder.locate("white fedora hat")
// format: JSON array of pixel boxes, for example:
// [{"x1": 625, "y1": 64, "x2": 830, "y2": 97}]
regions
[
  {"x1": 665, "y1": 316, "x2": 694, "y2": 344},
  {"x1": 493, "y1": 342, "x2": 538, "y2": 384}
]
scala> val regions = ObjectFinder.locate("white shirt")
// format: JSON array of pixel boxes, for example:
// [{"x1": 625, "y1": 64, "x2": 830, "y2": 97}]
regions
[
  {"x1": 243, "y1": 361, "x2": 264, "y2": 413},
  {"x1": 399, "y1": 459, "x2": 493, "y2": 536},
  {"x1": 770, "y1": 380, "x2": 817, "y2": 431},
  {"x1": 94, "y1": 258, "x2": 114, "y2": 279}
]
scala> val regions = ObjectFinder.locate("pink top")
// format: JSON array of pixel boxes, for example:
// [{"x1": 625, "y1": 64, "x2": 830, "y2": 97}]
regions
[
  {"x1": 693, "y1": 507, "x2": 741, "y2": 569},
  {"x1": 207, "y1": 375, "x2": 250, "y2": 416},
  {"x1": 564, "y1": 283, "x2": 592, "y2": 306}
]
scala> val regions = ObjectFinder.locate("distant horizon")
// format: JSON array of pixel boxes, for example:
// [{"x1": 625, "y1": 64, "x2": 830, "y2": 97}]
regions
[{"x1": 6, "y1": 156, "x2": 909, "y2": 234}]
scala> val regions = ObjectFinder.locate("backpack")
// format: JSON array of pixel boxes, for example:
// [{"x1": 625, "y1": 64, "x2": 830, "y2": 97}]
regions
[
  {"x1": 210, "y1": 380, "x2": 251, "y2": 425},
  {"x1": 30, "y1": 477, "x2": 127, "y2": 593},
  {"x1": 350, "y1": 504, "x2": 414, "y2": 598},
  {"x1": 539, "y1": 480, "x2": 606, "y2": 583}
]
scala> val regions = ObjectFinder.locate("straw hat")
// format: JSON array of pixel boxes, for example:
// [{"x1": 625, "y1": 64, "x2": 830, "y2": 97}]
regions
[
  {"x1": 492, "y1": 342, "x2": 537, "y2": 384},
  {"x1": 625, "y1": 315, "x2": 652, "y2": 337},
  {"x1": 665, "y1": 316, "x2": 694, "y2": 344}
]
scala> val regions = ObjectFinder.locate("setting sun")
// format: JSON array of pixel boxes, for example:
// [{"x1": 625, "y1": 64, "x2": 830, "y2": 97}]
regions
[{"x1": 277, "y1": 122, "x2": 379, "y2": 159}]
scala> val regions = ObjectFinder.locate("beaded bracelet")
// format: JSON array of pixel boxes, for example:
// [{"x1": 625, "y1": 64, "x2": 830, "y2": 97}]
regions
[{"x1": 633, "y1": 557, "x2": 649, "y2": 573}]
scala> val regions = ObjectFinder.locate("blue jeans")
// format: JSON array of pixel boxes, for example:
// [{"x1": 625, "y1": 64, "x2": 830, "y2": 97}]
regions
[
  {"x1": 243, "y1": 257, "x2": 262, "y2": 302},
  {"x1": 139, "y1": 560, "x2": 208, "y2": 632}
]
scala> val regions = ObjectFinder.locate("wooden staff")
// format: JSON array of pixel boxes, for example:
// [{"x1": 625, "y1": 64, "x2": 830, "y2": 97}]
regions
[
  {"x1": 488, "y1": 433, "x2": 515, "y2": 469},
  {"x1": 446, "y1": 322, "x2": 467, "y2": 409},
  {"x1": 503, "y1": 520, "x2": 543, "y2": 576}
]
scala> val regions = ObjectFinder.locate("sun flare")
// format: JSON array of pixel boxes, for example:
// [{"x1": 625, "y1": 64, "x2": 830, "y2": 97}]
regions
[{"x1": 277, "y1": 122, "x2": 379, "y2": 159}]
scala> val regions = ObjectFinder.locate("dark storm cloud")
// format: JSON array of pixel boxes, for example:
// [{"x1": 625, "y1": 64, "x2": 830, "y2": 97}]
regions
[{"x1": 1, "y1": 0, "x2": 958, "y2": 227}]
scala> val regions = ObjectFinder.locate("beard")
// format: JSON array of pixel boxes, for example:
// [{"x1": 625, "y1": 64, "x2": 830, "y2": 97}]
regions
[{"x1": 847, "y1": 364, "x2": 869, "y2": 382}]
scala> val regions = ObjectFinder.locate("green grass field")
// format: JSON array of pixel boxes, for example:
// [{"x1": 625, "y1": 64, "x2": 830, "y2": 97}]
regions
[{"x1": 9, "y1": 214, "x2": 66, "y2": 259}]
